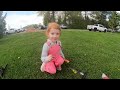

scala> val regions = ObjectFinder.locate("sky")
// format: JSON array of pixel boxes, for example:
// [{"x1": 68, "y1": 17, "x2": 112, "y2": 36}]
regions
[{"x1": 3, "y1": 11, "x2": 43, "y2": 29}]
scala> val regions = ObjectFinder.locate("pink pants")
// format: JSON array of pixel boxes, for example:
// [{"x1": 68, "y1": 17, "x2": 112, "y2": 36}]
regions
[{"x1": 44, "y1": 55, "x2": 64, "y2": 74}]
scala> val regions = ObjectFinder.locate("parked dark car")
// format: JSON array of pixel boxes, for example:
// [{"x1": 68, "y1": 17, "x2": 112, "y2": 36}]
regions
[
  {"x1": 41, "y1": 25, "x2": 47, "y2": 30},
  {"x1": 60, "y1": 25, "x2": 67, "y2": 29}
]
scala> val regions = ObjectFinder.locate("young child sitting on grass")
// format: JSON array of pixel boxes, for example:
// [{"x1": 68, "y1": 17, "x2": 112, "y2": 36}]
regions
[{"x1": 40, "y1": 22, "x2": 69, "y2": 74}]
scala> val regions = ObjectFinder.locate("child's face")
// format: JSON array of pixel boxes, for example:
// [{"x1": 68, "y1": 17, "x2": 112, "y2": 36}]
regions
[{"x1": 48, "y1": 28, "x2": 60, "y2": 42}]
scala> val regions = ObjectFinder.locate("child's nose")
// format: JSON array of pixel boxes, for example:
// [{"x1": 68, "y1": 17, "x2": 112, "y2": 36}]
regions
[{"x1": 53, "y1": 35, "x2": 57, "y2": 37}]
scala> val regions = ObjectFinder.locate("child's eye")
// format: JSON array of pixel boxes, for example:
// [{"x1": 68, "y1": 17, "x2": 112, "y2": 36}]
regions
[
  {"x1": 56, "y1": 33, "x2": 59, "y2": 35},
  {"x1": 51, "y1": 33, "x2": 54, "y2": 35}
]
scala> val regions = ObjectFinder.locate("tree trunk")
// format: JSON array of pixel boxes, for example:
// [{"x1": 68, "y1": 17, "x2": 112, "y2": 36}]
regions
[{"x1": 51, "y1": 11, "x2": 55, "y2": 22}]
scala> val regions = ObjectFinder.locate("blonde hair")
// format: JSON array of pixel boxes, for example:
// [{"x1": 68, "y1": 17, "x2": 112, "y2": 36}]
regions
[{"x1": 46, "y1": 22, "x2": 61, "y2": 36}]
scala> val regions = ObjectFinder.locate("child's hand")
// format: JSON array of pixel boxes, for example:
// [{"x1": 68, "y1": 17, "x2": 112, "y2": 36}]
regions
[{"x1": 47, "y1": 55, "x2": 53, "y2": 62}]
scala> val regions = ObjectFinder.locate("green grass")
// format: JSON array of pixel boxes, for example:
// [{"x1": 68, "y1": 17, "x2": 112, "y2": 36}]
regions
[{"x1": 0, "y1": 30, "x2": 120, "y2": 79}]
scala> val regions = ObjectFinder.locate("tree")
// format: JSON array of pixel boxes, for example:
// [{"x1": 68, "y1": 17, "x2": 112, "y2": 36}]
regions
[
  {"x1": 108, "y1": 11, "x2": 120, "y2": 32},
  {"x1": 57, "y1": 16, "x2": 62, "y2": 25},
  {"x1": 90, "y1": 11, "x2": 111, "y2": 28},
  {"x1": 37, "y1": 11, "x2": 57, "y2": 25},
  {"x1": 51, "y1": 11, "x2": 55, "y2": 22},
  {"x1": 0, "y1": 11, "x2": 7, "y2": 38},
  {"x1": 66, "y1": 11, "x2": 86, "y2": 29},
  {"x1": 43, "y1": 11, "x2": 51, "y2": 26},
  {"x1": 61, "y1": 11, "x2": 67, "y2": 25}
]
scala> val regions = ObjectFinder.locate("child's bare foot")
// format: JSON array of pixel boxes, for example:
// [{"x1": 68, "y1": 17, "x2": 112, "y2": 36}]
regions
[
  {"x1": 40, "y1": 63, "x2": 45, "y2": 72},
  {"x1": 64, "y1": 59, "x2": 70, "y2": 63},
  {"x1": 57, "y1": 66, "x2": 62, "y2": 71}
]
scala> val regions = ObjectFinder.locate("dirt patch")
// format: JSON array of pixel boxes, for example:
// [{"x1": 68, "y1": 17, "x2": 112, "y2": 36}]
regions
[
  {"x1": 25, "y1": 28, "x2": 39, "y2": 32},
  {"x1": 22, "y1": 27, "x2": 46, "y2": 33}
]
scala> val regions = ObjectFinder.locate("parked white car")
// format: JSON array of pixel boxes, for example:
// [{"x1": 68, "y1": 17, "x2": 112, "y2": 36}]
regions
[
  {"x1": 107, "y1": 28, "x2": 112, "y2": 32},
  {"x1": 87, "y1": 24, "x2": 107, "y2": 32},
  {"x1": 116, "y1": 29, "x2": 120, "y2": 32},
  {"x1": 5, "y1": 28, "x2": 16, "y2": 35}
]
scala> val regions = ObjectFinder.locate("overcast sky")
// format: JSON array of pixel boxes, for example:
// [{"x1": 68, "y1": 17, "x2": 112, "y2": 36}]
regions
[{"x1": 3, "y1": 11, "x2": 43, "y2": 29}]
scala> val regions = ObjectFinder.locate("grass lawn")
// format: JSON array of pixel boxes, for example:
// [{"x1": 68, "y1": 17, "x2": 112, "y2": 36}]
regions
[{"x1": 0, "y1": 29, "x2": 120, "y2": 79}]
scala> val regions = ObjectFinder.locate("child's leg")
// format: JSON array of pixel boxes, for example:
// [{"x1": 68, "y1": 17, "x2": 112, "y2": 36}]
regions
[
  {"x1": 54, "y1": 56, "x2": 64, "y2": 70},
  {"x1": 44, "y1": 61, "x2": 56, "y2": 74},
  {"x1": 56, "y1": 65, "x2": 62, "y2": 71}
]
